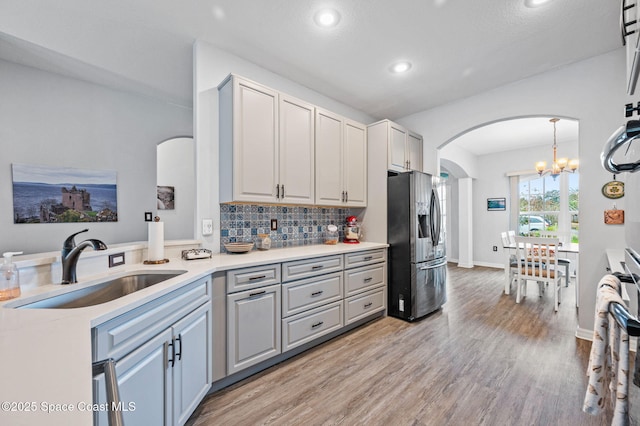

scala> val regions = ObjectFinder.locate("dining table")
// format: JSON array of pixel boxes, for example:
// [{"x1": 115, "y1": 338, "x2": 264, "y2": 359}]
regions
[{"x1": 503, "y1": 241, "x2": 580, "y2": 306}]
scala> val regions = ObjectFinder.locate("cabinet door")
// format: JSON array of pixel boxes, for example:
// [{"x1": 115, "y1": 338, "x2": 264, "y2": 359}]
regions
[
  {"x1": 407, "y1": 132, "x2": 423, "y2": 172},
  {"x1": 315, "y1": 108, "x2": 344, "y2": 205},
  {"x1": 343, "y1": 120, "x2": 367, "y2": 207},
  {"x1": 388, "y1": 123, "x2": 407, "y2": 172},
  {"x1": 227, "y1": 284, "x2": 281, "y2": 374},
  {"x1": 94, "y1": 329, "x2": 172, "y2": 426},
  {"x1": 279, "y1": 95, "x2": 315, "y2": 204},
  {"x1": 233, "y1": 78, "x2": 279, "y2": 202},
  {"x1": 173, "y1": 303, "x2": 212, "y2": 426}
]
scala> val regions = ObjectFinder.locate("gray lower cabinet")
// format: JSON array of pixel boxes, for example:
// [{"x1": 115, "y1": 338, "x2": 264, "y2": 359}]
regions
[
  {"x1": 280, "y1": 259, "x2": 345, "y2": 351},
  {"x1": 343, "y1": 249, "x2": 387, "y2": 325},
  {"x1": 93, "y1": 276, "x2": 212, "y2": 426},
  {"x1": 227, "y1": 283, "x2": 281, "y2": 375},
  {"x1": 222, "y1": 248, "x2": 386, "y2": 378}
]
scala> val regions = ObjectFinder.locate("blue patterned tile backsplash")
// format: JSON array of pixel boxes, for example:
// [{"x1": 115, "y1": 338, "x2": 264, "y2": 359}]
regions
[{"x1": 220, "y1": 204, "x2": 352, "y2": 252}]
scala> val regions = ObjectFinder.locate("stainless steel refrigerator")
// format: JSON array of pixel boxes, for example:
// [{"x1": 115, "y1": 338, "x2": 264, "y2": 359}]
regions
[{"x1": 387, "y1": 171, "x2": 447, "y2": 321}]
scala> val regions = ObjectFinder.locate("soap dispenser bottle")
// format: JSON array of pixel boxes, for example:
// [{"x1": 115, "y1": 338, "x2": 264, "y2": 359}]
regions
[{"x1": 0, "y1": 251, "x2": 23, "y2": 301}]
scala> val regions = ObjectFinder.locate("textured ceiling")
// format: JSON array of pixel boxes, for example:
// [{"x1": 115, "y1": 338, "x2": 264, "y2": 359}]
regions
[{"x1": 0, "y1": 0, "x2": 622, "y2": 123}]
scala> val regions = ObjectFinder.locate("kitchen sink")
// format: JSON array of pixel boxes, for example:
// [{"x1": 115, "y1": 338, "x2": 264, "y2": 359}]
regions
[{"x1": 17, "y1": 270, "x2": 187, "y2": 309}]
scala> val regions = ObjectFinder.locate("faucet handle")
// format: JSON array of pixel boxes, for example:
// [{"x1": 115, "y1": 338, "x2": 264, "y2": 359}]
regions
[{"x1": 63, "y1": 229, "x2": 89, "y2": 250}]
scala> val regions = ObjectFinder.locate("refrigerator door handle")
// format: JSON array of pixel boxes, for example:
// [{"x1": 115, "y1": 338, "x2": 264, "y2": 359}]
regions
[
  {"x1": 429, "y1": 189, "x2": 441, "y2": 247},
  {"x1": 420, "y1": 260, "x2": 447, "y2": 270}
]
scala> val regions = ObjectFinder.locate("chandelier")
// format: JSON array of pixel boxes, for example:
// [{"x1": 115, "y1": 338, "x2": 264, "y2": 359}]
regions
[{"x1": 535, "y1": 118, "x2": 579, "y2": 178}]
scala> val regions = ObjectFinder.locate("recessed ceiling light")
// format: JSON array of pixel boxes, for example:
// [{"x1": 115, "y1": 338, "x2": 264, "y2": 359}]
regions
[
  {"x1": 314, "y1": 9, "x2": 341, "y2": 27},
  {"x1": 524, "y1": 0, "x2": 551, "y2": 8},
  {"x1": 390, "y1": 61, "x2": 412, "y2": 74}
]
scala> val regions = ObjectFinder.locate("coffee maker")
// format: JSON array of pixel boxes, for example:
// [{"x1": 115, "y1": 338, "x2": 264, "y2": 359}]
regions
[{"x1": 344, "y1": 216, "x2": 361, "y2": 244}]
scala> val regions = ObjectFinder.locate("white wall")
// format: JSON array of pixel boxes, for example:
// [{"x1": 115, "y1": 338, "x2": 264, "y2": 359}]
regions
[
  {"x1": 193, "y1": 40, "x2": 375, "y2": 252},
  {"x1": 0, "y1": 59, "x2": 193, "y2": 254},
  {"x1": 397, "y1": 49, "x2": 629, "y2": 335},
  {"x1": 157, "y1": 137, "x2": 195, "y2": 240}
]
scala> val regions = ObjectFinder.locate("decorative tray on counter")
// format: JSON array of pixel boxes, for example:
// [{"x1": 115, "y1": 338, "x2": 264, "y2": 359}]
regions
[
  {"x1": 223, "y1": 242, "x2": 254, "y2": 254},
  {"x1": 181, "y1": 248, "x2": 212, "y2": 260}
]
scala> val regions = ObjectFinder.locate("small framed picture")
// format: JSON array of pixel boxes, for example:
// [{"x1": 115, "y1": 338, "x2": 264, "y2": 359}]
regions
[{"x1": 487, "y1": 197, "x2": 506, "y2": 211}]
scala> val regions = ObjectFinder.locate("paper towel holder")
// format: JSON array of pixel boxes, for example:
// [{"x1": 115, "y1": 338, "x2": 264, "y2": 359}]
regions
[{"x1": 144, "y1": 216, "x2": 170, "y2": 264}]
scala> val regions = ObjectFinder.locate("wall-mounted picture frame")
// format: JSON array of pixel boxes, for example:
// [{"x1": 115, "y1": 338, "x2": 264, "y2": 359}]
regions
[
  {"x1": 487, "y1": 197, "x2": 506, "y2": 211},
  {"x1": 12, "y1": 163, "x2": 118, "y2": 224}
]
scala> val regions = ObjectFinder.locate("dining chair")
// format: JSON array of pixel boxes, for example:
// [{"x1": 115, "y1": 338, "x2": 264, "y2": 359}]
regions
[
  {"x1": 537, "y1": 231, "x2": 572, "y2": 288},
  {"x1": 514, "y1": 236, "x2": 563, "y2": 311}
]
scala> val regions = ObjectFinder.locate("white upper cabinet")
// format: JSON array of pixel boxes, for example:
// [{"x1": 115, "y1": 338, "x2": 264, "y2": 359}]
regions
[
  {"x1": 343, "y1": 119, "x2": 367, "y2": 207},
  {"x1": 369, "y1": 119, "x2": 426, "y2": 174},
  {"x1": 219, "y1": 75, "x2": 314, "y2": 204},
  {"x1": 279, "y1": 95, "x2": 315, "y2": 204},
  {"x1": 407, "y1": 131, "x2": 423, "y2": 173},
  {"x1": 388, "y1": 123, "x2": 408, "y2": 172},
  {"x1": 315, "y1": 109, "x2": 367, "y2": 207},
  {"x1": 315, "y1": 109, "x2": 344, "y2": 205}
]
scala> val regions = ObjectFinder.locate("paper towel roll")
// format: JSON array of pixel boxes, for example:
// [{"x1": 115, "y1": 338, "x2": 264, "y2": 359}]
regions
[{"x1": 148, "y1": 221, "x2": 165, "y2": 261}]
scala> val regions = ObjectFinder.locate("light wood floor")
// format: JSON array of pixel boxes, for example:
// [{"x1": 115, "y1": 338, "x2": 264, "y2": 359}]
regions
[{"x1": 187, "y1": 264, "x2": 637, "y2": 425}]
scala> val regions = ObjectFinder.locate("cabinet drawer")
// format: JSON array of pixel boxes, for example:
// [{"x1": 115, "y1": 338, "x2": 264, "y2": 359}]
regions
[
  {"x1": 226, "y1": 263, "x2": 281, "y2": 293},
  {"x1": 282, "y1": 271, "x2": 343, "y2": 317},
  {"x1": 93, "y1": 276, "x2": 211, "y2": 361},
  {"x1": 344, "y1": 263, "x2": 386, "y2": 297},
  {"x1": 344, "y1": 287, "x2": 385, "y2": 325},
  {"x1": 282, "y1": 255, "x2": 343, "y2": 282},
  {"x1": 344, "y1": 249, "x2": 386, "y2": 269},
  {"x1": 282, "y1": 301, "x2": 343, "y2": 351}
]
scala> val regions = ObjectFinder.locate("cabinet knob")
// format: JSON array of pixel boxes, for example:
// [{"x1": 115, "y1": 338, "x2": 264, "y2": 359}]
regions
[
  {"x1": 281, "y1": 185, "x2": 285, "y2": 198},
  {"x1": 276, "y1": 184, "x2": 280, "y2": 199},
  {"x1": 311, "y1": 290, "x2": 324, "y2": 297},
  {"x1": 311, "y1": 321, "x2": 324, "y2": 329},
  {"x1": 364, "y1": 302, "x2": 373, "y2": 309}
]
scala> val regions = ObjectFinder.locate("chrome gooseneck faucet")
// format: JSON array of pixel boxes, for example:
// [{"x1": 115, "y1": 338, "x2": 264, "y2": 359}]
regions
[{"x1": 61, "y1": 229, "x2": 108, "y2": 284}]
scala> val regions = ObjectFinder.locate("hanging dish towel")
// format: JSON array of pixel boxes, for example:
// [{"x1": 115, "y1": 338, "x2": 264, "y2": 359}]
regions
[{"x1": 583, "y1": 274, "x2": 630, "y2": 425}]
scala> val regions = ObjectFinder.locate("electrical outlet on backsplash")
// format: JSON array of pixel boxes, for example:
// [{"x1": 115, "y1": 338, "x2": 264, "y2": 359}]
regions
[{"x1": 219, "y1": 204, "x2": 353, "y2": 252}]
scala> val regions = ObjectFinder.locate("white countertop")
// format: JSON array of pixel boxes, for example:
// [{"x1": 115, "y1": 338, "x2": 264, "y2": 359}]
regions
[{"x1": 0, "y1": 242, "x2": 387, "y2": 425}]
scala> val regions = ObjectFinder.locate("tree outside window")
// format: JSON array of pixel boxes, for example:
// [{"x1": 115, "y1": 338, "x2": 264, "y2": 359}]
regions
[{"x1": 518, "y1": 172, "x2": 579, "y2": 244}]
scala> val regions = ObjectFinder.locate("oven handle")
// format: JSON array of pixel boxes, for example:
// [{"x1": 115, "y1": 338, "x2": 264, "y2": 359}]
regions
[{"x1": 419, "y1": 260, "x2": 447, "y2": 270}]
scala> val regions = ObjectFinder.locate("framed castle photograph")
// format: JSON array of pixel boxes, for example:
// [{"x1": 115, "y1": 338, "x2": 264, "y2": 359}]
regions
[{"x1": 12, "y1": 163, "x2": 118, "y2": 223}]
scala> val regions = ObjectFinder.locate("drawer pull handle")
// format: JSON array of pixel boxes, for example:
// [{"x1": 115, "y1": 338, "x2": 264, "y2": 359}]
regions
[
  {"x1": 311, "y1": 265, "x2": 324, "y2": 270},
  {"x1": 311, "y1": 321, "x2": 324, "y2": 329},
  {"x1": 364, "y1": 277, "x2": 373, "y2": 282},
  {"x1": 249, "y1": 275, "x2": 267, "y2": 281},
  {"x1": 311, "y1": 290, "x2": 324, "y2": 297},
  {"x1": 249, "y1": 290, "x2": 266, "y2": 297},
  {"x1": 363, "y1": 256, "x2": 373, "y2": 261},
  {"x1": 364, "y1": 302, "x2": 373, "y2": 308}
]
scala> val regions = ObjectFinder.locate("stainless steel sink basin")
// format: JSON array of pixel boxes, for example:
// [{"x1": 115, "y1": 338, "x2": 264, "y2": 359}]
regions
[{"x1": 18, "y1": 270, "x2": 187, "y2": 309}]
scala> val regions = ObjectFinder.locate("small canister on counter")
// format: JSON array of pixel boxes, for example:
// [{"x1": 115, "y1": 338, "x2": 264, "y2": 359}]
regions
[
  {"x1": 256, "y1": 234, "x2": 272, "y2": 250},
  {"x1": 324, "y1": 224, "x2": 339, "y2": 245}
]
